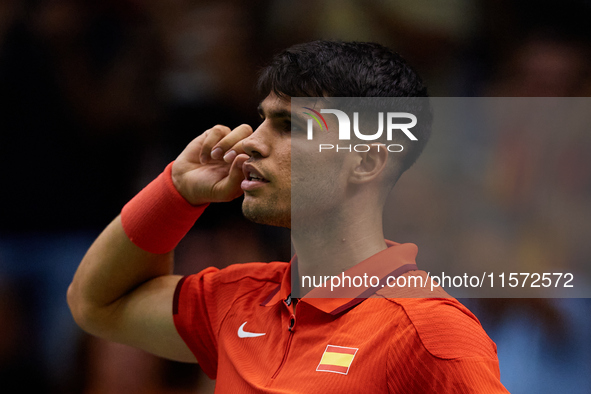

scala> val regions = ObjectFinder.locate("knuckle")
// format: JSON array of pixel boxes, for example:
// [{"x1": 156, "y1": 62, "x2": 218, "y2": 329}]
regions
[
  {"x1": 211, "y1": 124, "x2": 231, "y2": 134},
  {"x1": 238, "y1": 123, "x2": 253, "y2": 133}
]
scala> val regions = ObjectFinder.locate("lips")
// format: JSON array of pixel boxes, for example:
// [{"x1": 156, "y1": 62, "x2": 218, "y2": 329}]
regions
[{"x1": 241, "y1": 163, "x2": 269, "y2": 191}]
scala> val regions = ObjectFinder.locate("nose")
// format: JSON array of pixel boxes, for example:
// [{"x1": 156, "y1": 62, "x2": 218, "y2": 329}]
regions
[{"x1": 242, "y1": 121, "x2": 272, "y2": 158}]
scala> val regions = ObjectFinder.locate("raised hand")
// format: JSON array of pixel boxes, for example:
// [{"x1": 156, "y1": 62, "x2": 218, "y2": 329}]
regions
[{"x1": 171, "y1": 124, "x2": 253, "y2": 205}]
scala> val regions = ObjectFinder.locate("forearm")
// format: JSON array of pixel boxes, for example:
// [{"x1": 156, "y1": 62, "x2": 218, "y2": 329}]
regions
[{"x1": 67, "y1": 215, "x2": 173, "y2": 334}]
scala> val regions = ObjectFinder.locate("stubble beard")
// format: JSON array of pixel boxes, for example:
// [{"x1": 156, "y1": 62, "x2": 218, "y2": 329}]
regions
[{"x1": 242, "y1": 194, "x2": 291, "y2": 228}]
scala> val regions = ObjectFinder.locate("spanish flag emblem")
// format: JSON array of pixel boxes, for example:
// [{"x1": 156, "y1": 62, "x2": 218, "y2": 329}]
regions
[{"x1": 316, "y1": 345, "x2": 358, "y2": 375}]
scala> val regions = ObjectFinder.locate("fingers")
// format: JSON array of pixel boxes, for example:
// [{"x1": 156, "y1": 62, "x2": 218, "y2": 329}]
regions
[
  {"x1": 209, "y1": 153, "x2": 249, "y2": 201},
  {"x1": 217, "y1": 124, "x2": 253, "y2": 163},
  {"x1": 201, "y1": 124, "x2": 252, "y2": 163},
  {"x1": 199, "y1": 125, "x2": 232, "y2": 164},
  {"x1": 172, "y1": 124, "x2": 252, "y2": 205}
]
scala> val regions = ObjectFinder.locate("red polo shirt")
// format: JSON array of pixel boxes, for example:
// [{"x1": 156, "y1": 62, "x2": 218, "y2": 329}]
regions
[{"x1": 173, "y1": 241, "x2": 508, "y2": 393}]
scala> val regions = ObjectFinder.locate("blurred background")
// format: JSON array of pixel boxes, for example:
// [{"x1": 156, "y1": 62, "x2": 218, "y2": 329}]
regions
[{"x1": 0, "y1": 0, "x2": 590, "y2": 392}]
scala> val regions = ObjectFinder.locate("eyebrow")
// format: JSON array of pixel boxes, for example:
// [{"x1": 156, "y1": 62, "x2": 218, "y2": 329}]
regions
[{"x1": 257, "y1": 103, "x2": 306, "y2": 123}]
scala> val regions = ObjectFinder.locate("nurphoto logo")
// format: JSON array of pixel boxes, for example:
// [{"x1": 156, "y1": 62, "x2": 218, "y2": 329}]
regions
[{"x1": 304, "y1": 108, "x2": 418, "y2": 152}]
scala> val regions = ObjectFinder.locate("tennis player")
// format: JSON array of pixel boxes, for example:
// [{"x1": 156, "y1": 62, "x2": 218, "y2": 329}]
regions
[{"x1": 68, "y1": 41, "x2": 509, "y2": 393}]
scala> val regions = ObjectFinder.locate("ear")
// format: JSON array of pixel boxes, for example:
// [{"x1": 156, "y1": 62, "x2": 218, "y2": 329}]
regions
[{"x1": 348, "y1": 144, "x2": 389, "y2": 184}]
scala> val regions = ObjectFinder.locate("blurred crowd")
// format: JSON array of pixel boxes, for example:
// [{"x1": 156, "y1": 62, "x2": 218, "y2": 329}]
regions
[{"x1": 0, "y1": 0, "x2": 590, "y2": 393}]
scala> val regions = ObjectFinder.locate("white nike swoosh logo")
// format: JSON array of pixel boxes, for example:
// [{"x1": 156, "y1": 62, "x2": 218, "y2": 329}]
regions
[{"x1": 238, "y1": 322, "x2": 266, "y2": 338}]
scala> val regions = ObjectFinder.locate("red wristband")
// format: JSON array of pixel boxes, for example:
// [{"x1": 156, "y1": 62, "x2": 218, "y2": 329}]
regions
[{"x1": 121, "y1": 162, "x2": 208, "y2": 254}]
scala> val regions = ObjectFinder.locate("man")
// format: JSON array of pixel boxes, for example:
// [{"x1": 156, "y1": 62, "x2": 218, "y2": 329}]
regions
[{"x1": 68, "y1": 41, "x2": 509, "y2": 392}]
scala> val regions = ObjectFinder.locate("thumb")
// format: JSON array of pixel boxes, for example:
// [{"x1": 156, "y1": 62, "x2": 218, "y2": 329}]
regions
[{"x1": 225, "y1": 153, "x2": 249, "y2": 190}]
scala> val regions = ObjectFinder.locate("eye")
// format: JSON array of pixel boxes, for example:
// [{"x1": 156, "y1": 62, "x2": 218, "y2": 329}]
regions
[
  {"x1": 282, "y1": 120, "x2": 294, "y2": 133},
  {"x1": 257, "y1": 106, "x2": 265, "y2": 121},
  {"x1": 288, "y1": 120, "x2": 304, "y2": 133}
]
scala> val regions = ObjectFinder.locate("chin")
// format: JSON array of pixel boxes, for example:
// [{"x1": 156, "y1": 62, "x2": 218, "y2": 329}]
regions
[{"x1": 242, "y1": 200, "x2": 291, "y2": 228}]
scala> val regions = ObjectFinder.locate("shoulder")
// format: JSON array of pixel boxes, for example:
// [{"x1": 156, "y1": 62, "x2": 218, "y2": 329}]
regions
[
  {"x1": 376, "y1": 283, "x2": 497, "y2": 360},
  {"x1": 175, "y1": 262, "x2": 288, "y2": 324},
  {"x1": 216, "y1": 261, "x2": 287, "y2": 285},
  {"x1": 181, "y1": 261, "x2": 287, "y2": 297}
]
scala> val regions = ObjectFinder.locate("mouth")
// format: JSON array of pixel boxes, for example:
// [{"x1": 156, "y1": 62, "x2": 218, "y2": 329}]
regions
[{"x1": 241, "y1": 163, "x2": 270, "y2": 191}]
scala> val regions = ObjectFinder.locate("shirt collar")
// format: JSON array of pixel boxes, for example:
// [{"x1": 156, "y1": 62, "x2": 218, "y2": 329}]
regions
[{"x1": 261, "y1": 240, "x2": 419, "y2": 315}]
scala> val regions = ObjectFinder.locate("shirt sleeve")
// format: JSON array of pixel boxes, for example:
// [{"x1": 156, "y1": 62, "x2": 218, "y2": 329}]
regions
[
  {"x1": 386, "y1": 298, "x2": 510, "y2": 393},
  {"x1": 172, "y1": 267, "x2": 222, "y2": 379},
  {"x1": 171, "y1": 261, "x2": 285, "y2": 380},
  {"x1": 387, "y1": 346, "x2": 510, "y2": 393}
]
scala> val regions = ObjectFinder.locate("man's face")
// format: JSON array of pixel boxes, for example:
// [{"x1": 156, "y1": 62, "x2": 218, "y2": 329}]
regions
[
  {"x1": 241, "y1": 94, "x2": 292, "y2": 228},
  {"x1": 241, "y1": 94, "x2": 349, "y2": 229}
]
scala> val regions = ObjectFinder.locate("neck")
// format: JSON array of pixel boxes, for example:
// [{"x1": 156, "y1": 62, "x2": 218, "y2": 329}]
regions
[{"x1": 291, "y1": 207, "x2": 387, "y2": 295}]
